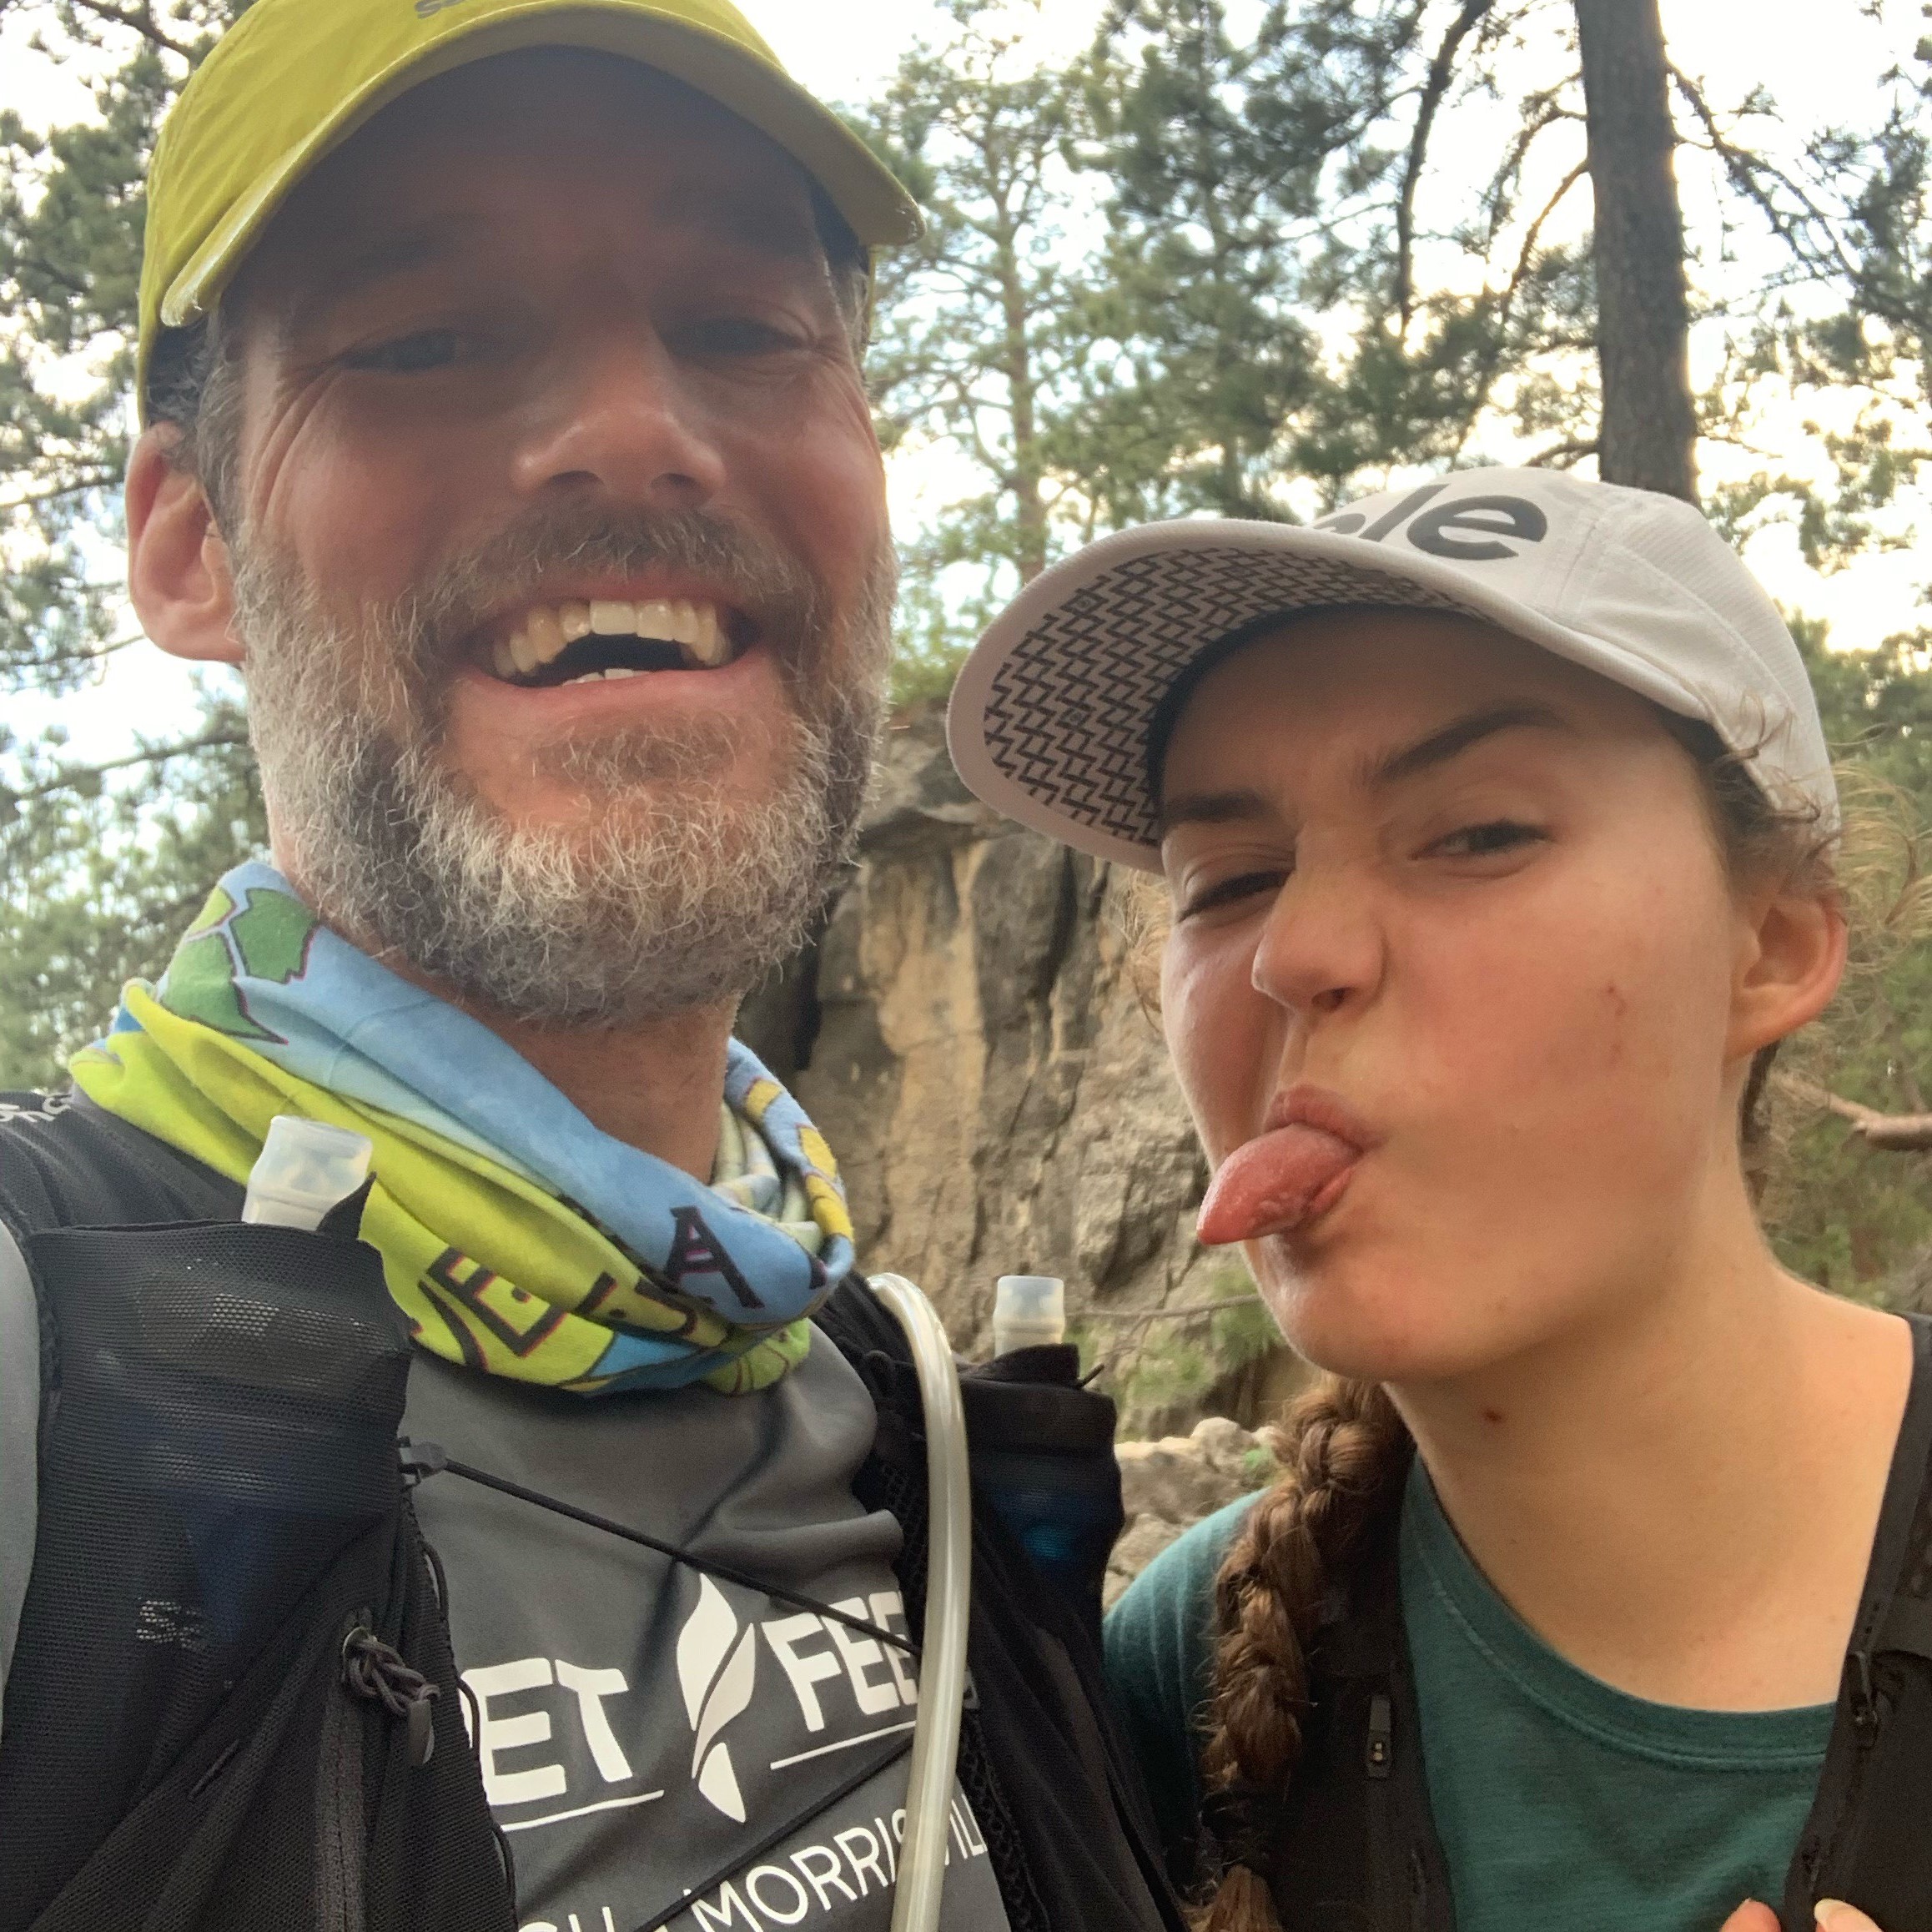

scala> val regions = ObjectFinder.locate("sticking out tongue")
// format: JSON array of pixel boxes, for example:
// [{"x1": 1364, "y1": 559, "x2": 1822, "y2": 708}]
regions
[{"x1": 1197, "y1": 1124, "x2": 1360, "y2": 1246}]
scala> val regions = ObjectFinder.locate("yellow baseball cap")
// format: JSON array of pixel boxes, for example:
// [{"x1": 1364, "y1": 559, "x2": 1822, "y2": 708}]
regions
[{"x1": 137, "y1": 0, "x2": 922, "y2": 418}]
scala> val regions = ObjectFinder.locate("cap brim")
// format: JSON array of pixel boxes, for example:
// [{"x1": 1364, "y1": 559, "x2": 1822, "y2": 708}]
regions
[
  {"x1": 158, "y1": 0, "x2": 921, "y2": 335},
  {"x1": 946, "y1": 518, "x2": 1715, "y2": 872}
]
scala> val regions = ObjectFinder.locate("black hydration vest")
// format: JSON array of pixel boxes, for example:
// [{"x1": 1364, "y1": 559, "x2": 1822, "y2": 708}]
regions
[
  {"x1": 1251, "y1": 1316, "x2": 1932, "y2": 1932},
  {"x1": 0, "y1": 1094, "x2": 1185, "y2": 1932}
]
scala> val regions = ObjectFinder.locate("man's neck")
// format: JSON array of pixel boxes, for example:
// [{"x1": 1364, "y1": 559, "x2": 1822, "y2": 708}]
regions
[
  {"x1": 1390, "y1": 1180, "x2": 1913, "y2": 1713},
  {"x1": 330, "y1": 923, "x2": 736, "y2": 1180},
  {"x1": 484, "y1": 1003, "x2": 737, "y2": 1181}
]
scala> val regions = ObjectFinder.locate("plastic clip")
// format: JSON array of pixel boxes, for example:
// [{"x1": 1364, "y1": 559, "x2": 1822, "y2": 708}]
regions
[{"x1": 398, "y1": 1438, "x2": 450, "y2": 1487}]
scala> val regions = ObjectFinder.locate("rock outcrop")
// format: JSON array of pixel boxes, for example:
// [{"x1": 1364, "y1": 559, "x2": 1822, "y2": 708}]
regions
[
  {"x1": 740, "y1": 705, "x2": 1311, "y2": 1431},
  {"x1": 1109, "y1": 1418, "x2": 1282, "y2": 1607},
  {"x1": 742, "y1": 707, "x2": 1228, "y2": 1345}
]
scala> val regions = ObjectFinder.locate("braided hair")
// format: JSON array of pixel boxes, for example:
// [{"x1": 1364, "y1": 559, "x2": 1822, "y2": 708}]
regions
[{"x1": 1196, "y1": 1376, "x2": 1409, "y2": 1929}]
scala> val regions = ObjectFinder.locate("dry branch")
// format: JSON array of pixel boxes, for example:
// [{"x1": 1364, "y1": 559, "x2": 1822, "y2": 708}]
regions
[
  {"x1": 1779, "y1": 1074, "x2": 1932, "y2": 1151},
  {"x1": 1394, "y1": 0, "x2": 1498, "y2": 330}
]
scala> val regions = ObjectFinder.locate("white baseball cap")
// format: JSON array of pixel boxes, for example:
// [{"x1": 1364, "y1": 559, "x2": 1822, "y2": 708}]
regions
[{"x1": 946, "y1": 469, "x2": 1837, "y2": 872}]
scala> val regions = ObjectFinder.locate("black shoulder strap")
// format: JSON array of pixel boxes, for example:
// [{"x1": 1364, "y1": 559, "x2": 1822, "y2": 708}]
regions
[
  {"x1": 0, "y1": 1094, "x2": 511, "y2": 1932},
  {"x1": 1263, "y1": 1472, "x2": 1457, "y2": 1932},
  {"x1": 0, "y1": 1090, "x2": 241, "y2": 1241},
  {"x1": 1783, "y1": 1312, "x2": 1932, "y2": 1932}
]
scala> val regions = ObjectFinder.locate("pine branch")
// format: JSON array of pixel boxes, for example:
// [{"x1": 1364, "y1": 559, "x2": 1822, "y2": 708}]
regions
[
  {"x1": 1081, "y1": 1296, "x2": 1261, "y2": 1324},
  {"x1": 63, "y1": 0, "x2": 194, "y2": 58},
  {"x1": 1451, "y1": 156, "x2": 1588, "y2": 461},
  {"x1": 0, "y1": 726, "x2": 249, "y2": 812},
  {"x1": 1667, "y1": 65, "x2": 1854, "y2": 288},
  {"x1": 1525, "y1": 435, "x2": 1599, "y2": 467},
  {"x1": 0, "y1": 470, "x2": 122, "y2": 514},
  {"x1": 1394, "y1": 0, "x2": 1498, "y2": 330}
]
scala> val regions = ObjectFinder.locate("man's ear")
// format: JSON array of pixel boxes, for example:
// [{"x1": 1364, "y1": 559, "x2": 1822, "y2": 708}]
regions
[
  {"x1": 126, "y1": 425, "x2": 242, "y2": 665},
  {"x1": 1728, "y1": 875, "x2": 1848, "y2": 1062}
]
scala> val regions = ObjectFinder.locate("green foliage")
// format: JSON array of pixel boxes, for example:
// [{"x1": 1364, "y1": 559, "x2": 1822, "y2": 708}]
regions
[
  {"x1": 0, "y1": 3, "x2": 261, "y2": 1091},
  {"x1": 1078, "y1": 1262, "x2": 1278, "y2": 1436},
  {"x1": 1765, "y1": 617, "x2": 1932, "y2": 1300},
  {"x1": 1074, "y1": 0, "x2": 1628, "y2": 516},
  {"x1": 858, "y1": 0, "x2": 1657, "y2": 685},
  {"x1": 0, "y1": 692, "x2": 262, "y2": 1089},
  {"x1": 855, "y1": 0, "x2": 1104, "y2": 696},
  {"x1": 0, "y1": 4, "x2": 234, "y2": 689}
]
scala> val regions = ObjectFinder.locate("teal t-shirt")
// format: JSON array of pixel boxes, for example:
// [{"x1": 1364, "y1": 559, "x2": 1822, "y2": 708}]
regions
[{"x1": 1104, "y1": 1467, "x2": 1834, "y2": 1930}]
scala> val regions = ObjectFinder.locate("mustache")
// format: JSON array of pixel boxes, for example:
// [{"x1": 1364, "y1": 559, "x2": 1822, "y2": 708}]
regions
[{"x1": 384, "y1": 506, "x2": 828, "y2": 687}]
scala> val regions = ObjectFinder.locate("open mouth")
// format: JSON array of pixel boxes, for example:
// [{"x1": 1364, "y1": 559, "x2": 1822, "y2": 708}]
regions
[{"x1": 482, "y1": 597, "x2": 748, "y2": 687}]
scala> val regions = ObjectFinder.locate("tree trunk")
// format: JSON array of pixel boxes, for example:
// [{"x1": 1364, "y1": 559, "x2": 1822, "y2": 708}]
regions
[{"x1": 1574, "y1": 0, "x2": 1698, "y2": 502}]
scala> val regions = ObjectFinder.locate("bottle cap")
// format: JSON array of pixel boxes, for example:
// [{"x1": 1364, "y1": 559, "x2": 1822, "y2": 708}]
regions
[
  {"x1": 242, "y1": 1115, "x2": 374, "y2": 1230},
  {"x1": 992, "y1": 1274, "x2": 1066, "y2": 1354}
]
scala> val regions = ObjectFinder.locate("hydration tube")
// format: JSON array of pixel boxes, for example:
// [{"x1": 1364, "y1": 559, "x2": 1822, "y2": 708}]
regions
[{"x1": 866, "y1": 1274, "x2": 973, "y2": 1932}]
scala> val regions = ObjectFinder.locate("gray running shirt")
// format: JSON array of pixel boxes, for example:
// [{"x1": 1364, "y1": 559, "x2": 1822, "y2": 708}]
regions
[{"x1": 404, "y1": 1335, "x2": 1012, "y2": 1932}]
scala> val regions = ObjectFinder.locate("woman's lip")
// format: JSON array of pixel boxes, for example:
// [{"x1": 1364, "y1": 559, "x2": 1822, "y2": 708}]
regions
[
  {"x1": 1261, "y1": 1082, "x2": 1381, "y2": 1150},
  {"x1": 1195, "y1": 1086, "x2": 1381, "y2": 1247}
]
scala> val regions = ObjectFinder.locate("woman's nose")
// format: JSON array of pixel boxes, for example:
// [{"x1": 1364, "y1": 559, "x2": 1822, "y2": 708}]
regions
[
  {"x1": 509, "y1": 324, "x2": 727, "y2": 513},
  {"x1": 1249, "y1": 860, "x2": 1385, "y2": 1021}
]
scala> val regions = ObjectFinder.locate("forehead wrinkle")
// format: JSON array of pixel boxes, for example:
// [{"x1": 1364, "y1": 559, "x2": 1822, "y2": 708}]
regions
[
  {"x1": 652, "y1": 172, "x2": 822, "y2": 261},
  {"x1": 272, "y1": 181, "x2": 818, "y2": 338}
]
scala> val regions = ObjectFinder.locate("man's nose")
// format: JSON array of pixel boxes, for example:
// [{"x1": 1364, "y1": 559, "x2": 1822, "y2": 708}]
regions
[
  {"x1": 1250, "y1": 858, "x2": 1386, "y2": 1022},
  {"x1": 509, "y1": 325, "x2": 727, "y2": 511}
]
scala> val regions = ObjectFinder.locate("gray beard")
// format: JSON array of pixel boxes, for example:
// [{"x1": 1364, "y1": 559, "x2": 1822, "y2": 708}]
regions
[{"x1": 234, "y1": 511, "x2": 892, "y2": 1027}]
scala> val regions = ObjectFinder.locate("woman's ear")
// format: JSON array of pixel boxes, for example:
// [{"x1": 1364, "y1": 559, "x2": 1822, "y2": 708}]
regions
[
  {"x1": 1728, "y1": 875, "x2": 1847, "y2": 1061},
  {"x1": 126, "y1": 425, "x2": 242, "y2": 666}
]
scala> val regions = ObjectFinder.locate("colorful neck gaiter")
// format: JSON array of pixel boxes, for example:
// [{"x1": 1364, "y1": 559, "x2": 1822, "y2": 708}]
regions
[{"x1": 71, "y1": 862, "x2": 855, "y2": 1396}]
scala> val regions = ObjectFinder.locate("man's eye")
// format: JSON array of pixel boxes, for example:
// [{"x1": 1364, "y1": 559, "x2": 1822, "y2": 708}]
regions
[
  {"x1": 678, "y1": 316, "x2": 803, "y2": 357},
  {"x1": 1429, "y1": 819, "x2": 1544, "y2": 858},
  {"x1": 1177, "y1": 868, "x2": 1288, "y2": 920},
  {"x1": 342, "y1": 330, "x2": 465, "y2": 373}
]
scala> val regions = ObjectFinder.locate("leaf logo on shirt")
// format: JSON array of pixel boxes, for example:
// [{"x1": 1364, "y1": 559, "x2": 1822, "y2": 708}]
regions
[{"x1": 677, "y1": 1577, "x2": 758, "y2": 1823}]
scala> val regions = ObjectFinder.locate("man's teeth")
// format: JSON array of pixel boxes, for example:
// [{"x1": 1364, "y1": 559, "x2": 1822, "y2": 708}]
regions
[{"x1": 489, "y1": 599, "x2": 732, "y2": 681}]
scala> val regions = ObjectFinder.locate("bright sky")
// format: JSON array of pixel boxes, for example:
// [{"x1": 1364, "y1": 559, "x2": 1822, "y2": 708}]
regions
[{"x1": 3, "y1": 0, "x2": 1926, "y2": 761}]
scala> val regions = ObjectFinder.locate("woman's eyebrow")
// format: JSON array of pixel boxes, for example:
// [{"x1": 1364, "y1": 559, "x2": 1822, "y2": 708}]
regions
[
  {"x1": 1361, "y1": 702, "x2": 1572, "y2": 790},
  {"x1": 1156, "y1": 787, "x2": 1272, "y2": 837}
]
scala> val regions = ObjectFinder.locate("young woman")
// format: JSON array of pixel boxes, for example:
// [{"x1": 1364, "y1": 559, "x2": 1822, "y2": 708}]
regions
[{"x1": 946, "y1": 471, "x2": 1922, "y2": 1932}]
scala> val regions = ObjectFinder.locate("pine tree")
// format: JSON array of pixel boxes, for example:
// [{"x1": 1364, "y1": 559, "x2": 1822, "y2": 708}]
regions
[
  {"x1": 0, "y1": 2, "x2": 262, "y2": 1090},
  {"x1": 855, "y1": 0, "x2": 1099, "y2": 700}
]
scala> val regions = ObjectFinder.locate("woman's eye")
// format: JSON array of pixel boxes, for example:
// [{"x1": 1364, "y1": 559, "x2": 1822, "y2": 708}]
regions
[
  {"x1": 343, "y1": 329, "x2": 465, "y2": 374},
  {"x1": 1177, "y1": 868, "x2": 1288, "y2": 919},
  {"x1": 1428, "y1": 819, "x2": 1545, "y2": 858}
]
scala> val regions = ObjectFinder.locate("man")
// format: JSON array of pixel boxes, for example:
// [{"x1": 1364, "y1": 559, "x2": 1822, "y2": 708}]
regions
[{"x1": 0, "y1": 6, "x2": 1181, "y2": 1930}]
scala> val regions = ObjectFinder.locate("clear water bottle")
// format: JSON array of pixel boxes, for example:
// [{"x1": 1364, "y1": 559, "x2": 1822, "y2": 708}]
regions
[
  {"x1": 992, "y1": 1274, "x2": 1065, "y2": 1357},
  {"x1": 241, "y1": 1115, "x2": 374, "y2": 1230}
]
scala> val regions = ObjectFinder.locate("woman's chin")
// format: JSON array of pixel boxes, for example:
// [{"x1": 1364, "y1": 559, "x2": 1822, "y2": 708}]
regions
[{"x1": 1255, "y1": 1248, "x2": 1524, "y2": 1388}]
